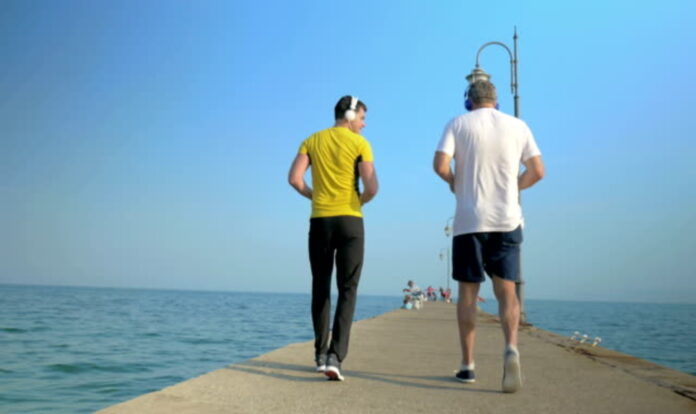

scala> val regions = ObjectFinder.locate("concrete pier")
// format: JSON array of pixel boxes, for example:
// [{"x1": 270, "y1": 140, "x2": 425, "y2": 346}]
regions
[{"x1": 98, "y1": 302, "x2": 696, "y2": 413}]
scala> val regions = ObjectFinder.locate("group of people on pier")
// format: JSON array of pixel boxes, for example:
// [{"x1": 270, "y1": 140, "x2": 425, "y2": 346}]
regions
[{"x1": 402, "y1": 280, "x2": 452, "y2": 309}]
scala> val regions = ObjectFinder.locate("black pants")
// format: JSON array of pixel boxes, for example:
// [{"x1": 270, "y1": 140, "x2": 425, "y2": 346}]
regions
[{"x1": 309, "y1": 216, "x2": 364, "y2": 362}]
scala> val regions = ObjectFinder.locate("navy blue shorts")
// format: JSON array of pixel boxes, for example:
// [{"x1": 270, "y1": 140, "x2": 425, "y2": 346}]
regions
[{"x1": 452, "y1": 226, "x2": 522, "y2": 283}]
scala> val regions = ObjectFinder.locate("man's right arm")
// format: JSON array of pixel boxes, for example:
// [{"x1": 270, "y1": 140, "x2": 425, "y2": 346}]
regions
[
  {"x1": 433, "y1": 151, "x2": 455, "y2": 193},
  {"x1": 358, "y1": 161, "x2": 378, "y2": 205},
  {"x1": 518, "y1": 155, "x2": 545, "y2": 190},
  {"x1": 288, "y1": 153, "x2": 313, "y2": 200}
]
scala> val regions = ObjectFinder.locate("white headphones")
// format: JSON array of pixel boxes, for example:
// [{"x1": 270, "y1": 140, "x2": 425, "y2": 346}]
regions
[{"x1": 344, "y1": 96, "x2": 359, "y2": 121}]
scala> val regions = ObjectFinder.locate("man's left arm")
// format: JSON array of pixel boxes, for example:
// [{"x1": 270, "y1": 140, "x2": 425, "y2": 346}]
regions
[
  {"x1": 288, "y1": 153, "x2": 312, "y2": 200},
  {"x1": 433, "y1": 151, "x2": 455, "y2": 193},
  {"x1": 358, "y1": 161, "x2": 378, "y2": 205}
]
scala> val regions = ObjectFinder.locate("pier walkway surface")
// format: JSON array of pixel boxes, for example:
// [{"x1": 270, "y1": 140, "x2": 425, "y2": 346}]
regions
[{"x1": 98, "y1": 302, "x2": 696, "y2": 413}]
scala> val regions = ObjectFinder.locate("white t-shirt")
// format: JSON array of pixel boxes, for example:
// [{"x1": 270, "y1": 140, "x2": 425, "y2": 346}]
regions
[
  {"x1": 437, "y1": 108, "x2": 541, "y2": 236},
  {"x1": 408, "y1": 284, "x2": 421, "y2": 295}
]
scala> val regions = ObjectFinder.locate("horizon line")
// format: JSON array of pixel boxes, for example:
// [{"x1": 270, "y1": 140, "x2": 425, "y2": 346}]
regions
[{"x1": 1, "y1": 282, "x2": 694, "y2": 306}]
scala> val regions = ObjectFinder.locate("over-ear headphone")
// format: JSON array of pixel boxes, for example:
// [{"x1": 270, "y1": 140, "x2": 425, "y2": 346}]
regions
[
  {"x1": 464, "y1": 88, "x2": 474, "y2": 111},
  {"x1": 345, "y1": 96, "x2": 359, "y2": 121}
]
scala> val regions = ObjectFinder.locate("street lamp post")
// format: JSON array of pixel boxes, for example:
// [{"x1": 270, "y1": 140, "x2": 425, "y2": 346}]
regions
[
  {"x1": 438, "y1": 248, "x2": 450, "y2": 293},
  {"x1": 444, "y1": 216, "x2": 454, "y2": 236},
  {"x1": 465, "y1": 27, "x2": 526, "y2": 323},
  {"x1": 442, "y1": 216, "x2": 454, "y2": 292},
  {"x1": 466, "y1": 27, "x2": 519, "y2": 117}
]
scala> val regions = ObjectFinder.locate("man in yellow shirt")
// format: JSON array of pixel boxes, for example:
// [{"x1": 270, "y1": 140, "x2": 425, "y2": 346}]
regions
[{"x1": 288, "y1": 95, "x2": 378, "y2": 381}]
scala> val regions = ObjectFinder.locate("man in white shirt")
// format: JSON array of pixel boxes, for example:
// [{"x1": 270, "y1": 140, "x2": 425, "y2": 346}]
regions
[
  {"x1": 403, "y1": 280, "x2": 422, "y2": 296},
  {"x1": 433, "y1": 80, "x2": 544, "y2": 393}
]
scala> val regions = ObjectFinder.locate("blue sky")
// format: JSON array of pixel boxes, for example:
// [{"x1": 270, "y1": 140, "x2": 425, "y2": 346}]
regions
[{"x1": 1, "y1": 0, "x2": 694, "y2": 303}]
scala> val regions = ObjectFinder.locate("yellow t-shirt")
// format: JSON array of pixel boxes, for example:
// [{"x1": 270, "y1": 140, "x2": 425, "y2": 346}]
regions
[{"x1": 299, "y1": 127, "x2": 374, "y2": 218}]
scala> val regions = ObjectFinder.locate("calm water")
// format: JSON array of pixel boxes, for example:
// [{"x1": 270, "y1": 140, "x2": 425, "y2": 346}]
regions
[
  {"x1": 480, "y1": 299, "x2": 696, "y2": 376},
  {"x1": 1, "y1": 285, "x2": 694, "y2": 413},
  {"x1": 0, "y1": 285, "x2": 400, "y2": 414}
]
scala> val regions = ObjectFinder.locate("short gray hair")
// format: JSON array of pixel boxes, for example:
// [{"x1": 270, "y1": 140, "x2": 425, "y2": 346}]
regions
[{"x1": 467, "y1": 81, "x2": 497, "y2": 104}]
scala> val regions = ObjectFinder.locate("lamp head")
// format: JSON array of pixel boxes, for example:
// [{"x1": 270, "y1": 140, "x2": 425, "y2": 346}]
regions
[{"x1": 466, "y1": 67, "x2": 491, "y2": 84}]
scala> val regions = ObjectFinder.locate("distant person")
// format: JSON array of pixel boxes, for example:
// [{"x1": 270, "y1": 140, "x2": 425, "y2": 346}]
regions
[
  {"x1": 288, "y1": 95, "x2": 378, "y2": 381},
  {"x1": 433, "y1": 80, "x2": 544, "y2": 392},
  {"x1": 402, "y1": 280, "x2": 422, "y2": 296},
  {"x1": 426, "y1": 285, "x2": 436, "y2": 301},
  {"x1": 402, "y1": 280, "x2": 423, "y2": 309}
]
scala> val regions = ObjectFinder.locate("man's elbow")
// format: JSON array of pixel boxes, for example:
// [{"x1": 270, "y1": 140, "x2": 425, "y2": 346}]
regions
[
  {"x1": 432, "y1": 166, "x2": 446, "y2": 180},
  {"x1": 364, "y1": 181, "x2": 379, "y2": 198},
  {"x1": 433, "y1": 162, "x2": 446, "y2": 177},
  {"x1": 434, "y1": 157, "x2": 453, "y2": 180},
  {"x1": 433, "y1": 152, "x2": 452, "y2": 177},
  {"x1": 288, "y1": 175, "x2": 302, "y2": 190},
  {"x1": 534, "y1": 165, "x2": 545, "y2": 182}
]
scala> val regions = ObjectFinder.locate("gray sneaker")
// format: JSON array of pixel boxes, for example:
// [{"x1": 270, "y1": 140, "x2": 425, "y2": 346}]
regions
[
  {"x1": 315, "y1": 354, "x2": 327, "y2": 373},
  {"x1": 324, "y1": 354, "x2": 344, "y2": 381},
  {"x1": 502, "y1": 349, "x2": 522, "y2": 393}
]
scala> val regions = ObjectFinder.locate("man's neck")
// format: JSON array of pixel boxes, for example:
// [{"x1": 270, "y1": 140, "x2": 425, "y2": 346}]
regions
[
  {"x1": 335, "y1": 121, "x2": 353, "y2": 132},
  {"x1": 471, "y1": 102, "x2": 496, "y2": 110}
]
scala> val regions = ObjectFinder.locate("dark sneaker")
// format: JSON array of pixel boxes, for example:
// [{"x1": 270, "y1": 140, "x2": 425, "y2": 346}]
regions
[
  {"x1": 502, "y1": 349, "x2": 522, "y2": 393},
  {"x1": 455, "y1": 369, "x2": 476, "y2": 383},
  {"x1": 315, "y1": 354, "x2": 327, "y2": 373},
  {"x1": 324, "y1": 354, "x2": 344, "y2": 381}
]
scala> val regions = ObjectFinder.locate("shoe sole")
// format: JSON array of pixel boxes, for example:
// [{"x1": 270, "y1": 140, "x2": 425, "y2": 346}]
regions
[
  {"x1": 316, "y1": 365, "x2": 326, "y2": 373},
  {"x1": 325, "y1": 367, "x2": 344, "y2": 381},
  {"x1": 502, "y1": 354, "x2": 522, "y2": 393}
]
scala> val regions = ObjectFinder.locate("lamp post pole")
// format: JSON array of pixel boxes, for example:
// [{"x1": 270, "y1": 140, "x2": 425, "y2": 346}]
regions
[
  {"x1": 465, "y1": 27, "x2": 526, "y2": 323},
  {"x1": 443, "y1": 216, "x2": 454, "y2": 292},
  {"x1": 466, "y1": 28, "x2": 519, "y2": 117},
  {"x1": 438, "y1": 248, "x2": 450, "y2": 294}
]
